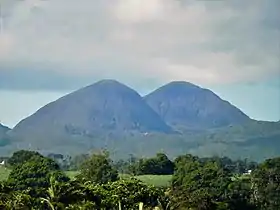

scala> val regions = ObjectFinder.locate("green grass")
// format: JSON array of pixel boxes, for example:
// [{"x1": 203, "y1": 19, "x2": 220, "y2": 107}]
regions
[
  {"x1": 134, "y1": 175, "x2": 172, "y2": 187},
  {"x1": 120, "y1": 174, "x2": 172, "y2": 187},
  {"x1": 0, "y1": 167, "x2": 11, "y2": 181},
  {"x1": 65, "y1": 170, "x2": 80, "y2": 179}
]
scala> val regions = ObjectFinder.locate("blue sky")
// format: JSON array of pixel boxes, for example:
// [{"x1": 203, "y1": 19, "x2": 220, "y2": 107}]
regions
[{"x1": 0, "y1": 0, "x2": 279, "y2": 127}]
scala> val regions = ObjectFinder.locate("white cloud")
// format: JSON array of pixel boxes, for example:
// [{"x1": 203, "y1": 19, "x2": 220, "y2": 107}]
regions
[
  {"x1": 114, "y1": 0, "x2": 165, "y2": 23},
  {"x1": 0, "y1": 0, "x2": 279, "y2": 87}
]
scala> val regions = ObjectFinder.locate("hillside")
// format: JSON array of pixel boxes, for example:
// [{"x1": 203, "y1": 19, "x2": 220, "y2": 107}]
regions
[
  {"x1": 0, "y1": 123, "x2": 10, "y2": 147},
  {"x1": 184, "y1": 120, "x2": 280, "y2": 161},
  {"x1": 6, "y1": 80, "x2": 173, "y2": 154},
  {"x1": 3, "y1": 119, "x2": 280, "y2": 161},
  {"x1": 145, "y1": 81, "x2": 250, "y2": 130}
]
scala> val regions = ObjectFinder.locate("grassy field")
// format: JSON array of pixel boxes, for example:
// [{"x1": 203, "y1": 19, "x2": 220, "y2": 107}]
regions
[
  {"x1": 65, "y1": 170, "x2": 80, "y2": 179},
  {"x1": 0, "y1": 167, "x2": 172, "y2": 187},
  {"x1": 133, "y1": 175, "x2": 172, "y2": 187},
  {"x1": 0, "y1": 167, "x2": 10, "y2": 181},
  {"x1": 120, "y1": 174, "x2": 172, "y2": 187}
]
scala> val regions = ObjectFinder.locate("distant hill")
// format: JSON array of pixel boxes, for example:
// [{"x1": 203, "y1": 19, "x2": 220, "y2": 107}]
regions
[
  {"x1": 0, "y1": 123, "x2": 10, "y2": 134},
  {"x1": 0, "y1": 123, "x2": 10, "y2": 147},
  {"x1": 7, "y1": 80, "x2": 173, "y2": 153},
  {"x1": 186, "y1": 120, "x2": 280, "y2": 161},
  {"x1": 144, "y1": 81, "x2": 250, "y2": 130},
  {"x1": 3, "y1": 119, "x2": 279, "y2": 161}
]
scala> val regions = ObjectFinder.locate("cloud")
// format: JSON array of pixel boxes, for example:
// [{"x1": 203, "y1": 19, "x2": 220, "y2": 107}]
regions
[{"x1": 0, "y1": 0, "x2": 279, "y2": 90}]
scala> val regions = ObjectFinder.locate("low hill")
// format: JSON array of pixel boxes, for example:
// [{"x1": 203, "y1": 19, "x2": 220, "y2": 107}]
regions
[
  {"x1": 2, "y1": 119, "x2": 280, "y2": 162},
  {"x1": 144, "y1": 81, "x2": 250, "y2": 130},
  {"x1": 186, "y1": 120, "x2": 280, "y2": 161}
]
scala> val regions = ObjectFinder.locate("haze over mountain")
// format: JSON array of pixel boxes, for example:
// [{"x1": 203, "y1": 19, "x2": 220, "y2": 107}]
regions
[{"x1": 145, "y1": 81, "x2": 250, "y2": 130}]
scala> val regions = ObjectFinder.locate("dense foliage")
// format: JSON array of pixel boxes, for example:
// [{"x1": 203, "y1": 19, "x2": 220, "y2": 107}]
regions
[
  {"x1": 0, "y1": 150, "x2": 280, "y2": 209},
  {"x1": 251, "y1": 157, "x2": 280, "y2": 210},
  {"x1": 171, "y1": 154, "x2": 254, "y2": 210},
  {"x1": 77, "y1": 151, "x2": 119, "y2": 184},
  {"x1": 117, "y1": 153, "x2": 175, "y2": 176},
  {"x1": 7, "y1": 150, "x2": 43, "y2": 166}
]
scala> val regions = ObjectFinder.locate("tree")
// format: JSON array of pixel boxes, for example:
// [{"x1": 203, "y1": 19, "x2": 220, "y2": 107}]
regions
[
  {"x1": 226, "y1": 178, "x2": 257, "y2": 210},
  {"x1": 0, "y1": 191, "x2": 32, "y2": 210},
  {"x1": 171, "y1": 154, "x2": 232, "y2": 209},
  {"x1": 106, "y1": 178, "x2": 163, "y2": 209},
  {"x1": 8, "y1": 150, "x2": 43, "y2": 167},
  {"x1": 128, "y1": 153, "x2": 174, "y2": 175},
  {"x1": 39, "y1": 174, "x2": 98, "y2": 209},
  {"x1": 7, "y1": 155, "x2": 69, "y2": 197},
  {"x1": 251, "y1": 157, "x2": 280, "y2": 210},
  {"x1": 77, "y1": 151, "x2": 118, "y2": 184},
  {"x1": 82, "y1": 178, "x2": 163, "y2": 209},
  {"x1": 69, "y1": 154, "x2": 90, "y2": 170},
  {"x1": 154, "y1": 153, "x2": 174, "y2": 175}
]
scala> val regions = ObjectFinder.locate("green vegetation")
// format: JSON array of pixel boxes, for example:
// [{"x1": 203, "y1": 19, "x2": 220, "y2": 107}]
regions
[
  {"x1": 0, "y1": 150, "x2": 280, "y2": 209},
  {"x1": 65, "y1": 170, "x2": 80, "y2": 179},
  {"x1": 0, "y1": 168, "x2": 172, "y2": 187},
  {"x1": 251, "y1": 157, "x2": 280, "y2": 210},
  {"x1": 76, "y1": 150, "x2": 118, "y2": 184},
  {"x1": 0, "y1": 167, "x2": 10, "y2": 181},
  {"x1": 7, "y1": 150, "x2": 44, "y2": 166},
  {"x1": 126, "y1": 153, "x2": 174, "y2": 176},
  {"x1": 134, "y1": 175, "x2": 172, "y2": 187},
  {"x1": 1, "y1": 121, "x2": 280, "y2": 162}
]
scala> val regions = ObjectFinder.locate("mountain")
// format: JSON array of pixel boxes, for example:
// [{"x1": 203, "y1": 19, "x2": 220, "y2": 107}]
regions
[
  {"x1": 0, "y1": 123, "x2": 10, "y2": 136},
  {"x1": 0, "y1": 123, "x2": 9, "y2": 134},
  {"x1": 144, "y1": 81, "x2": 250, "y2": 130},
  {"x1": 1, "y1": 80, "x2": 279, "y2": 161},
  {"x1": 7, "y1": 80, "x2": 173, "y2": 153},
  {"x1": 0, "y1": 123, "x2": 10, "y2": 147}
]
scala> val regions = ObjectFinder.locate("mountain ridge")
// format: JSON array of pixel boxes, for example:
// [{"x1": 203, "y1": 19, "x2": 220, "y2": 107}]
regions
[{"x1": 0, "y1": 80, "x2": 279, "y2": 161}]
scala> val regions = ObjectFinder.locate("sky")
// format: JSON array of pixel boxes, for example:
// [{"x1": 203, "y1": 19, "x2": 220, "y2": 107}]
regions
[{"x1": 0, "y1": 0, "x2": 279, "y2": 128}]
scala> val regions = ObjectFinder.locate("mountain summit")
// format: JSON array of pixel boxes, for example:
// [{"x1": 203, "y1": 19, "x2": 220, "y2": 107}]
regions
[
  {"x1": 144, "y1": 81, "x2": 250, "y2": 130},
  {"x1": 10, "y1": 80, "x2": 173, "y2": 144}
]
